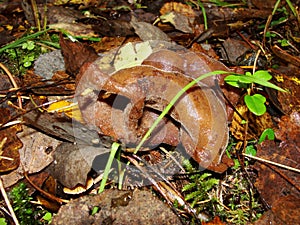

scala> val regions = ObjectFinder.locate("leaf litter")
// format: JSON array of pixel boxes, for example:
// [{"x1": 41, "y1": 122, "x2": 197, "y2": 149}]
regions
[{"x1": 0, "y1": 0, "x2": 299, "y2": 224}]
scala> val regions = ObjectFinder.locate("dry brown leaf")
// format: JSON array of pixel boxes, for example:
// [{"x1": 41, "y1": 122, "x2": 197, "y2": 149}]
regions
[
  {"x1": 254, "y1": 111, "x2": 300, "y2": 224},
  {"x1": 59, "y1": 34, "x2": 98, "y2": 76},
  {"x1": 1, "y1": 126, "x2": 60, "y2": 187},
  {"x1": 160, "y1": 2, "x2": 195, "y2": 18},
  {"x1": 48, "y1": 142, "x2": 110, "y2": 188},
  {"x1": 130, "y1": 16, "x2": 171, "y2": 41},
  {"x1": 0, "y1": 107, "x2": 22, "y2": 173}
]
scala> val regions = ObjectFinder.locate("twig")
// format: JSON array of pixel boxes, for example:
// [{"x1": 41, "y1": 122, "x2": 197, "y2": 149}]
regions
[
  {"x1": 243, "y1": 153, "x2": 300, "y2": 173},
  {"x1": 0, "y1": 63, "x2": 23, "y2": 109},
  {"x1": 24, "y1": 171, "x2": 69, "y2": 204},
  {"x1": 0, "y1": 177, "x2": 20, "y2": 225},
  {"x1": 30, "y1": 0, "x2": 41, "y2": 31},
  {"x1": 252, "y1": 49, "x2": 261, "y2": 75}
]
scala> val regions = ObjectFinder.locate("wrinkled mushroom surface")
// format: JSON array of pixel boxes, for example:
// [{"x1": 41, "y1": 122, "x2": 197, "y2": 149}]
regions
[{"x1": 76, "y1": 46, "x2": 232, "y2": 172}]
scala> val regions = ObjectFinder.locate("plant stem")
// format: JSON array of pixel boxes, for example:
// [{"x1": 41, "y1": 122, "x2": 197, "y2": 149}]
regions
[
  {"x1": 134, "y1": 70, "x2": 232, "y2": 154},
  {"x1": 0, "y1": 28, "x2": 50, "y2": 54},
  {"x1": 99, "y1": 142, "x2": 120, "y2": 193}
]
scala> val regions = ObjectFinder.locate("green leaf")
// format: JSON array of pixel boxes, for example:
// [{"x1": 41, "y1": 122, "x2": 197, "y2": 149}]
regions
[
  {"x1": 98, "y1": 142, "x2": 120, "y2": 193},
  {"x1": 244, "y1": 94, "x2": 266, "y2": 116},
  {"x1": 225, "y1": 73, "x2": 287, "y2": 92},
  {"x1": 23, "y1": 61, "x2": 32, "y2": 67},
  {"x1": 91, "y1": 206, "x2": 99, "y2": 216},
  {"x1": 43, "y1": 212, "x2": 52, "y2": 222},
  {"x1": 224, "y1": 75, "x2": 251, "y2": 88},
  {"x1": 0, "y1": 28, "x2": 49, "y2": 54},
  {"x1": 253, "y1": 70, "x2": 272, "y2": 81},
  {"x1": 182, "y1": 182, "x2": 197, "y2": 192},
  {"x1": 245, "y1": 145, "x2": 257, "y2": 156},
  {"x1": 0, "y1": 218, "x2": 7, "y2": 225},
  {"x1": 27, "y1": 41, "x2": 35, "y2": 50},
  {"x1": 22, "y1": 42, "x2": 28, "y2": 49},
  {"x1": 258, "y1": 128, "x2": 275, "y2": 144},
  {"x1": 185, "y1": 190, "x2": 202, "y2": 201},
  {"x1": 265, "y1": 31, "x2": 276, "y2": 38}
]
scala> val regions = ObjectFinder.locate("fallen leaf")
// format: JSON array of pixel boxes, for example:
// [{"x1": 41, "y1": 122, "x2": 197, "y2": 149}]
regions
[
  {"x1": 160, "y1": 2, "x2": 195, "y2": 18},
  {"x1": 49, "y1": 22, "x2": 97, "y2": 37},
  {"x1": 0, "y1": 107, "x2": 22, "y2": 173},
  {"x1": 1, "y1": 126, "x2": 60, "y2": 187},
  {"x1": 254, "y1": 111, "x2": 300, "y2": 224},
  {"x1": 230, "y1": 105, "x2": 274, "y2": 141},
  {"x1": 47, "y1": 142, "x2": 110, "y2": 188},
  {"x1": 130, "y1": 16, "x2": 171, "y2": 41},
  {"x1": 59, "y1": 34, "x2": 98, "y2": 76},
  {"x1": 220, "y1": 38, "x2": 251, "y2": 64},
  {"x1": 160, "y1": 11, "x2": 194, "y2": 33}
]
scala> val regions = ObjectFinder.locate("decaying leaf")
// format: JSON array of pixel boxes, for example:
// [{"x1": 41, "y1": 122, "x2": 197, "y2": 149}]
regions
[
  {"x1": 1, "y1": 126, "x2": 60, "y2": 188},
  {"x1": 160, "y1": 2, "x2": 195, "y2": 18},
  {"x1": 47, "y1": 142, "x2": 110, "y2": 188},
  {"x1": 254, "y1": 111, "x2": 300, "y2": 224},
  {"x1": 49, "y1": 23, "x2": 97, "y2": 37},
  {"x1": 130, "y1": 16, "x2": 171, "y2": 42},
  {"x1": 0, "y1": 107, "x2": 22, "y2": 173},
  {"x1": 59, "y1": 34, "x2": 98, "y2": 76},
  {"x1": 160, "y1": 11, "x2": 194, "y2": 33},
  {"x1": 230, "y1": 105, "x2": 274, "y2": 141},
  {"x1": 159, "y1": 1, "x2": 196, "y2": 34}
]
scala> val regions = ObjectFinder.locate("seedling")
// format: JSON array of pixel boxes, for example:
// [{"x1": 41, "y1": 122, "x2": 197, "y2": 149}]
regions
[
  {"x1": 258, "y1": 128, "x2": 275, "y2": 144},
  {"x1": 224, "y1": 70, "x2": 286, "y2": 116}
]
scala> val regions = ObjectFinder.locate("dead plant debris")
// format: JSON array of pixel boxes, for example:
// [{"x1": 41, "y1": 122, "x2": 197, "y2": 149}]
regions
[{"x1": 0, "y1": 0, "x2": 299, "y2": 224}]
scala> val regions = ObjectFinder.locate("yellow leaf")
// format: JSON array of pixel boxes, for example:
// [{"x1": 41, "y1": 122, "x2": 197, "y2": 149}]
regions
[{"x1": 47, "y1": 101, "x2": 84, "y2": 123}]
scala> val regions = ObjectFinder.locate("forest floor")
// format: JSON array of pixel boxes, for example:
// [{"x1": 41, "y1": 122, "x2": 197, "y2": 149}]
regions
[{"x1": 0, "y1": 0, "x2": 299, "y2": 224}]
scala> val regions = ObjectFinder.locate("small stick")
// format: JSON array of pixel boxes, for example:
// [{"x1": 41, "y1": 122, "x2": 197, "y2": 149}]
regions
[
  {"x1": 0, "y1": 177, "x2": 20, "y2": 225},
  {"x1": 243, "y1": 153, "x2": 300, "y2": 173},
  {"x1": 24, "y1": 171, "x2": 69, "y2": 204},
  {"x1": 0, "y1": 63, "x2": 23, "y2": 109}
]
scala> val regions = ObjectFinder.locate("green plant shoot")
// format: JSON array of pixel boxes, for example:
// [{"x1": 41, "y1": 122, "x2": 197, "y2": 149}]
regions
[
  {"x1": 258, "y1": 128, "x2": 275, "y2": 144},
  {"x1": 225, "y1": 70, "x2": 286, "y2": 115},
  {"x1": 98, "y1": 142, "x2": 120, "y2": 193}
]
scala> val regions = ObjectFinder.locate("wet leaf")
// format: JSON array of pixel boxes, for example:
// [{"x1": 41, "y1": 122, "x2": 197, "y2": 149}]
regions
[{"x1": 254, "y1": 112, "x2": 300, "y2": 224}]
